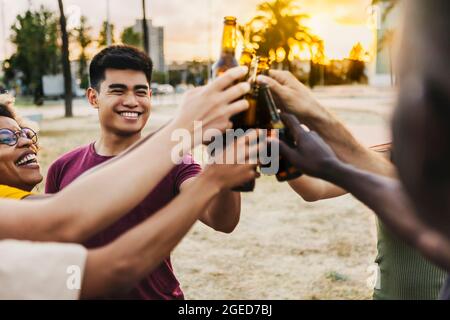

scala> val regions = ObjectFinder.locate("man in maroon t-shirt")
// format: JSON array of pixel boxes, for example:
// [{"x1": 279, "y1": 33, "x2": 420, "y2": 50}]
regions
[{"x1": 46, "y1": 45, "x2": 242, "y2": 299}]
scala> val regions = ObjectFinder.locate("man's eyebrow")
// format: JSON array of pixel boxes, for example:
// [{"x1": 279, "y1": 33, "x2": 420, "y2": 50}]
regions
[
  {"x1": 108, "y1": 84, "x2": 128, "y2": 90},
  {"x1": 134, "y1": 85, "x2": 149, "y2": 90}
]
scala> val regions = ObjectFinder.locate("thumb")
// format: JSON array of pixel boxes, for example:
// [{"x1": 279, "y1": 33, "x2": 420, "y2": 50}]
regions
[
  {"x1": 257, "y1": 75, "x2": 286, "y2": 98},
  {"x1": 269, "y1": 137, "x2": 299, "y2": 165},
  {"x1": 280, "y1": 113, "x2": 307, "y2": 145}
]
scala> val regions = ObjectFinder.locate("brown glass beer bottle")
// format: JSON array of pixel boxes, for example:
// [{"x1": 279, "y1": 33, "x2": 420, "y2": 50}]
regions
[
  {"x1": 212, "y1": 17, "x2": 238, "y2": 79},
  {"x1": 259, "y1": 83, "x2": 303, "y2": 182},
  {"x1": 212, "y1": 17, "x2": 255, "y2": 192}
]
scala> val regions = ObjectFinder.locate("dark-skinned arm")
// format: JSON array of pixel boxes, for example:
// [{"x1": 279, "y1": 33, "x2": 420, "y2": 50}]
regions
[{"x1": 276, "y1": 114, "x2": 450, "y2": 272}]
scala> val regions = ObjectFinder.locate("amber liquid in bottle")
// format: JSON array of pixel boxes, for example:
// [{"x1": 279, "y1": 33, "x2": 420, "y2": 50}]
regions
[
  {"x1": 212, "y1": 17, "x2": 255, "y2": 192},
  {"x1": 212, "y1": 16, "x2": 238, "y2": 79}
]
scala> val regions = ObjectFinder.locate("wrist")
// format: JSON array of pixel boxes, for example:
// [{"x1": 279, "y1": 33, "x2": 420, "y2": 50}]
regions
[
  {"x1": 196, "y1": 168, "x2": 223, "y2": 197},
  {"x1": 321, "y1": 159, "x2": 351, "y2": 186},
  {"x1": 162, "y1": 120, "x2": 199, "y2": 155},
  {"x1": 167, "y1": 117, "x2": 195, "y2": 135},
  {"x1": 298, "y1": 101, "x2": 333, "y2": 131}
]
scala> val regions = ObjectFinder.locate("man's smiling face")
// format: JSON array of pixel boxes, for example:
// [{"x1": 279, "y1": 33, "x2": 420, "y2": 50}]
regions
[{"x1": 91, "y1": 68, "x2": 152, "y2": 137}]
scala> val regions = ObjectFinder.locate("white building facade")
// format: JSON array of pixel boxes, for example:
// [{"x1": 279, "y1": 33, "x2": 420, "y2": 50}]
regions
[{"x1": 133, "y1": 19, "x2": 166, "y2": 73}]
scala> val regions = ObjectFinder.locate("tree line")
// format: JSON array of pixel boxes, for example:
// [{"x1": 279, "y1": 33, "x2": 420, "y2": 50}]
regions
[{"x1": 1, "y1": 4, "x2": 144, "y2": 110}]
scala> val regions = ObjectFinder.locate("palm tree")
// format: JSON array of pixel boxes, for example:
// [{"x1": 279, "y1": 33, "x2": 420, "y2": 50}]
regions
[
  {"x1": 243, "y1": 0, "x2": 321, "y2": 71},
  {"x1": 57, "y1": 0, "x2": 72, "y2": 117},
  {"x1": 121, "y1": 26, "x2": 142, "y2": 48},
  {"x1": 74, "y1": 16, "x2": 92, "y2": 89}
]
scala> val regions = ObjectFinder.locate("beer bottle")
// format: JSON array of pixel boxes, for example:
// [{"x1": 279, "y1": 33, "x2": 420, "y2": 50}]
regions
[
  {"x1": 256, "y1": 56, "x2": 270, "y2": 76},
  {"x1": 229, "y1": 57, "x2": 257, "y2": 192},
  {"x1": 212, "y1": 17, "x2": 238, "y2": 79},
  {"x1": 212, "y1": 17, "x2": 255, "y2": 192},
  {"x1": 259, "y1": 83, "x2": 303, "y2": 182},
  {"x1": 239, "y1": 47, "x2": 255, "y2": 68},
  {"x1": 254, "y1": 56, "x2": 272, "y2": 127},
  {"x1": 230, "y1": 56, "x2": 273, "y2": 191},
  {"x1": 232, "y1": 55, "x2": 271, "y2": 130}
]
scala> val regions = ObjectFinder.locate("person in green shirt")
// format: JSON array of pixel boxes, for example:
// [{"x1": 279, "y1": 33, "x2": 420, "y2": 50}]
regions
[
  {"x1": 262, "y1": 76, "x2": 446, "y2": 300},
  {"x1": 258, "y1": 13, "x2": 447, "y2": 300},
  {"x1": 258, "y1": 0, "x2": 450, "y2": 298}
]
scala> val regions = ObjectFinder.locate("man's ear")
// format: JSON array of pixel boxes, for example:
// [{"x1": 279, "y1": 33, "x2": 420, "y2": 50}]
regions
[{"x1": 86, "y1": 87, "x2": 99, "y2": 109}]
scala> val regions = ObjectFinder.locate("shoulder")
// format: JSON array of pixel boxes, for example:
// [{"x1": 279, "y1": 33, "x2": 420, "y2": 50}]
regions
[
  {"x1": 52, "y1": 144, "x2": 92, "y2": 166},
  {"x1": 46, "y1": 144, "x2": 93, "y2": 193},
  {"x1": 172, "y1": 154, "x2": 202, "y2": 190},
  {"x1": 173, "y1": 154, "x2": 202, "y2": 174},
  {"x1": 48, "y1": 144, "x2": 92, "y2": 174}
]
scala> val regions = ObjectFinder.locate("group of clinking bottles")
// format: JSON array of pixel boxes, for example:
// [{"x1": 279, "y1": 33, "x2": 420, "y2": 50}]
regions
[{"x1": 211, "y1": 16, "x2": 303, "y2": 192}]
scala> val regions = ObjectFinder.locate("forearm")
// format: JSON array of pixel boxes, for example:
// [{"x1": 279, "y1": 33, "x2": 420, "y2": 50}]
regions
[
  {"x1": 80, "y1": 174, "x2": 221, "y2": 298},
  {"x1": 296, "y1": 104, "x2": 395, "y2": 177},
  {"x1": 53, "y1": 122, "x2": 191, "y2": 241},
  {"x1": 328, "y1": 161, "x2": 450, "y2": 270},
  {"x1": 200, "y1": 190, "x2": 241, "y2": 233},
  {"x1": 326, "y1": 161, "x2": 427, "y2": 247},
  {"x1": 1, "y1": 122, "x2": 192, "y2": 242},
  {"x1": 288, "y1": 175, "x2": 347, "y2": 202}
]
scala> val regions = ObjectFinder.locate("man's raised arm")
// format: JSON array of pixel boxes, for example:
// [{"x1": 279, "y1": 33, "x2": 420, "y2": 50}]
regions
[
  {"x1": 0, "y1": 67, "x2": 251, "y2": 243},
  {"x1": 274, "y1": 114, "x2": 450, "y2": 271},
  {"x1": 258, "y1": 71, "x2": 395, "y2": 178}
]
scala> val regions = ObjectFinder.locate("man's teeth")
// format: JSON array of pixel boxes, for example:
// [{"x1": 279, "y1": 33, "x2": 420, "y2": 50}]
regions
[
  {"x1": 16, "y1": 154, "x2": 37, "y2": 166},
  {"x1": 120, "y1": 112, "x2": 139, "y2": 119}
]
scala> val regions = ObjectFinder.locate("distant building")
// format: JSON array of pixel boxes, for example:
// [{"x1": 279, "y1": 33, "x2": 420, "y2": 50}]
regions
[
  {"x1": 368, "y1": 2, "x2": 400, "y2": 86},
  {"x1": 133, "y1": 19, "x2": 165, "y2": 72}
]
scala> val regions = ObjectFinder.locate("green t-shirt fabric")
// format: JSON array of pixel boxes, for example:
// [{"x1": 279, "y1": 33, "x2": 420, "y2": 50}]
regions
[{"x1": 373, "y1": 220, "x2": 447, "y2": 300}]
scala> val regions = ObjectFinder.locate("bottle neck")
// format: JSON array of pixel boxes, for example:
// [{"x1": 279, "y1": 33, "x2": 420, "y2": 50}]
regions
[
  {"x1": 239, "y1": 52, "x2": 253, "y2": 66},
  {"x1": 260, "y1": 85, "x2": 283, "y2": 126},
  {"x1": 221, "y1": 24, "x2": 237, "y2": 54},
  {"x1": 257, "y1": 58, "x2": 270, "y2": 75}
]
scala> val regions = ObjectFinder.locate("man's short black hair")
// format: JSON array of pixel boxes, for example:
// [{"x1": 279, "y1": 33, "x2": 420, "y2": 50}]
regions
[
  {"x1": 89, "y1": 45, "x2": 153, "y2": 91},
  {"x1": 0, "y1": 103, "x2": 15, "y2": 119}
]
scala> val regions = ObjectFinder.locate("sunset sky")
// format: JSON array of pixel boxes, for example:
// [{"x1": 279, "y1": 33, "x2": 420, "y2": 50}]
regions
[{"x1": 1, "y1": 0, "x2": 375, "y2": 63}]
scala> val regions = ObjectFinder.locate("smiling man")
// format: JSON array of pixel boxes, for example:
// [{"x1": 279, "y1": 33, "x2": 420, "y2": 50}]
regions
[{"x1": 45, "y1": 45, "x2": 242, "y2": 300}]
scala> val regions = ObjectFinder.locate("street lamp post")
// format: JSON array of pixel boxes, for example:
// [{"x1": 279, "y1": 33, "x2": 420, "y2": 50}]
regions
[
  {"x1": 106, "y1": 0, "x2": 111, "y2": 46},
  {"x1": 142, "y1": 0, "x2": 150, "y2": 55}
]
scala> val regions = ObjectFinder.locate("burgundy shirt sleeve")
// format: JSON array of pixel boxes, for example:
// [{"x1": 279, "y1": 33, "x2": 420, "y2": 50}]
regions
[
  {"x1": 45, "y1": 160, "x2": 62, "y2": 194},
  {"x1": 174, "y1": 154, "x2": 202, "y2": 191}
]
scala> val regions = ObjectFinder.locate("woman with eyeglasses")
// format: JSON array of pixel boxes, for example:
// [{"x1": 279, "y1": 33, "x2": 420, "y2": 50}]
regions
[{"x1": 0, "y1": 106, "x2": 40, "y2": 196}]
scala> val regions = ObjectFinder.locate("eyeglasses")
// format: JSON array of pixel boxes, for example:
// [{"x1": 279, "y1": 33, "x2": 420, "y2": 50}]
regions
[
  {"x1": 0, "y1": 127, "x2": 38, "y2": 146},
  {"x1": 0, "y1": 89, "x2": 8, "y2": 95}
]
